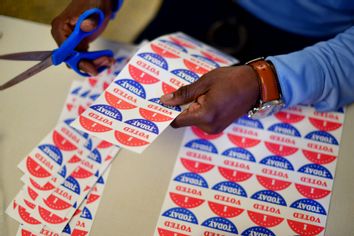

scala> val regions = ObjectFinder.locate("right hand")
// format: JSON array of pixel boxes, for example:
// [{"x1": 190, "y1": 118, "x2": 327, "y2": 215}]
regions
[{"x1": 51, "y1": 0, "x2": 115, "y2": 76}]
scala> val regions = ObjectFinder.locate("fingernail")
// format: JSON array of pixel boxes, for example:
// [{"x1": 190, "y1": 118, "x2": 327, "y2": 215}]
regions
[{"x1": 161, "y1": 93, "x2": 174, "y2": 102}]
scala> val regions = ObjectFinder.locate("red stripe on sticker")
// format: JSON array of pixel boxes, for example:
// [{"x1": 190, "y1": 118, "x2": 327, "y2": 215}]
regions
[
  {"x1": 218, "y1": 166, "x2": 253, "y2": 182},
  {"x1": 183, "y1": 59, "x2": 209, "y2": 75},
  {"x1": 264, "y1": 142, "x2": 298, "y2": 156},
  {"x1": 114, "y1": 131, "x2": 149, "y2": 147},
  {"x1": 181, "y1": 158, "x2": 214, "y2": 173},
  {"x1": 18, "y1": 205, "x2": 41, "y2": 225},
  {"x1": 208, "y1": 201, "x2": 244, "y2": 218},
  {"x1": 26, "y1": 157, "x2": 51, "y2": 178},
  {"x1": 139, "y1": 108, "x2": 173, "y2": 122},
  {"x1": 227, "y1": 134, "x2": 261, "y2": 148},
  {"x1": 295, "y1": 184, "x2": 331, "y2": 199},
  {"x1": 309, "y1": 117, "x2": 342, "y2": 131},
  {"x1": 158, "y1": 227, "x2": 190, "y2": 236},
  {"x1": 256, "y1": 175, "x2": 291, "y2": 191},
  {"x1": 79, "y1": 116, "x2": 112, "y2": 133},
  {"x1": 151, "y1": 43, "x2": 180, "y2": 58},
  {"x1": 170, "y1": 192, "x2": 205, "y2": 208},
  {"x1": 192, "y1": 126, "x2": 223, "y2": 140},
  {"x1": 52, "y1": 131, "x2": 77, "y2": 151},
  {"x1": 247, "y1": 210, "x2": 284, "y2": 227},
  {"x1": 287, "y1": 219, "x2": 324, "y2": 236},
  {"x1": 129, "y1": 64, "x2": 160, "y2": 84},
  {"x1": 302, "y1": 149, "x2": 336, "y2": 165},
  {"x1": 105, "y1": 91, "x2": 137, "y2": 110},
  {"x1": 38, "y1": 206, "x2": 68, "y2": 224}
]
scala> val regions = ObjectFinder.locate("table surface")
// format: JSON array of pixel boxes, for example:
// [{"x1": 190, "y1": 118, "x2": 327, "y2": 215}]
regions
[{"x1": 1, "y1": 15, "x2": 354, "y2": 236}]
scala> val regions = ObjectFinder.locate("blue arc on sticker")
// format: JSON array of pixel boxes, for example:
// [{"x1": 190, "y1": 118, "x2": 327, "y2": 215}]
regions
[
  {"x1": 184, "y1": 139, "x2": 218, "y2": 154},
  {"x1": 91, "y1": 104, "x2": 123, "y2": 121},
  {"x1": 159, "y1": 39, "x2": 188, "y2": 52},
  {"x1": 71, "y1": 86, "x2": 81, "y2": 95},
  {"x1": 171, "y1": 69, "x2": 199, "y2": 84},
  {"x1": 212, "y1": 181, "x2": 247, "y2": 197},
  {"x1": 80, "y1": 207, "x2": 93, "y2": 220},
  {"x1": 149, "y1": 98, "x2": 181, "y2": 112},
  {"x1": 260, "y1": 155, "x2": 294, "y2": 171},
  {"x1": 174, "y1": 172, "x2": 208, "y2": 188},
  {"x1": 115, "y1": 79, "x2": 147, "y2": 99},
  {"x1": 298, "y1": 164, "x2": 333, "y2": 179},
  {"x1": 62, "y1": 176, "x2": 80, "y2": 195},
  {"x1": 290, "y1": 198, "x2": 327, "y2": 215},
  {"x1": 88, "y1": 149, "x2": 102, "y2": 164},
  {"x1": 221, "y1": 147, "x2": 256, "y2": 162},
  {"x1": 268, "y1": 123, "x2": 301, "y2": 137},
  {"x1": 58, "y1": 165, "x2": 67, "y2": 178},
  {"x1": 125, "y1": 119, "x2": 159, "y2": 134},
  {"x1": 138, "y1": 52, "x2": 168, "y2": 70},
  {"x1": 234, "y1": 115, "x2": 264, "y2": 129},
  {"x1": 39, "y1": 144, "x2": 63, "y2": 166},
  {"x1": 192, "y1": 54, "x2": 220, "y2": 68},
  {"x1": 201, "y1": 217, "x2": 238, "y2": 234},
  {"x1": 162, "y1": 207, "x2": 198, "y2": 224},
  {"x1": 305, "y1": 131, "x2": 338, "y2": 145},
  {"x1": 251, "y1": 190, "x2": 287, "y2": 206},
  {"x1": 242, "y1": 226, "x2": 275, "y2": 236}
]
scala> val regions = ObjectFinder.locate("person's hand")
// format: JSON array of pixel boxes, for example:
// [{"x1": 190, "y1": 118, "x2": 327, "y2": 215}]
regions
[
  {"x1": 51, "y1": 0, "x2": 115, "y2": 76},
  {"x1": 160, "y1": 65, "x2": 260, "y2": 134}
]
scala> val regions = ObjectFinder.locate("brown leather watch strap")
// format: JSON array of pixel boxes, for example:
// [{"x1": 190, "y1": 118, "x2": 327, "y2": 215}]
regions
[{"x1": 247, "y1": 59, "x2": 281, "y2": 102}]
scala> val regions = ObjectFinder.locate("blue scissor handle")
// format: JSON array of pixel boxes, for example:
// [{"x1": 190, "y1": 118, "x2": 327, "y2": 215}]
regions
[
  {"x1": 66, "y1": 50, "x2": 114, "y2": 76},
  {"x1": 52, "y1": 8, "x2": 113, "y2": 74}
]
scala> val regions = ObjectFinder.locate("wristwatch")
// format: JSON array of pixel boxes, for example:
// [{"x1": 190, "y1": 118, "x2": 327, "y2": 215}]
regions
[{"x1": 246, "y1": 58, "x2": 284, "y2": 119}]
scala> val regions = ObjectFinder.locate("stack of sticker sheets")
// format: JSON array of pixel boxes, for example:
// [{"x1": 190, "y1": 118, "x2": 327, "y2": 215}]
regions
[
  {"x1": 6, "y1": 47, "x2": 134, "y2": 236},
  {"x1": 154, "y1": 108, "x2": 345, "y2": 235}
]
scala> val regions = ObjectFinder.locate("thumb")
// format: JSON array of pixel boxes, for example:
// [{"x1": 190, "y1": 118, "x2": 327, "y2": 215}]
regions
[
  {"x1": 80, "y1": 18, "x2": 98, "y2": 32},
  {"x1": 70, "y1": 16, "x2": 98, "y2": 32},
  {"x1": 160, "y1": 78, "x2": 210, "y2": 106}
]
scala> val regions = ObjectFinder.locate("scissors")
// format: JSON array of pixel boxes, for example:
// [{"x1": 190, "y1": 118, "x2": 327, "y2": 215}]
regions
[{"x1": 0, "y1": 8, "x2": 113, "y2": 91}]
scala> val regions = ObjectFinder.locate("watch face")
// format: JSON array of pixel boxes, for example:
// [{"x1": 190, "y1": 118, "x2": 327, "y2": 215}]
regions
[{"x1": 248, "y1": 100, "x2": 284, "y2": 119}]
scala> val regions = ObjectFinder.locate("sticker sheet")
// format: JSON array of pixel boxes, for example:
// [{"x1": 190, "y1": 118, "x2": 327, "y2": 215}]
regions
[
  {"x1": 71, "y1": 32, "x2": 238, "y2": 153},
  {"x1": 154, "y1": 106, "x2": 345, "y2": 236}
]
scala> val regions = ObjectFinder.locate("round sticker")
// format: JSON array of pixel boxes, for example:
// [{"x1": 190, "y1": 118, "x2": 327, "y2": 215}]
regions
[
  {"x1": 44, "y1": 194, "x2": 71, "y2": 210},
  {"x1": 169, "y1": 192, "x2": 205, "y2": 209},
  {"x1": 114, "y1": 130, "x2": 149, "y2": 147},
  {"x1": 218, "y1": 166, "x2": 253, "y2": 182},
  {"x1": 79, "y1": 116, "x2": 112, "y2": 133},
  {"x1": 247, "y1": 210, "x2": 284, "y2": 228}
]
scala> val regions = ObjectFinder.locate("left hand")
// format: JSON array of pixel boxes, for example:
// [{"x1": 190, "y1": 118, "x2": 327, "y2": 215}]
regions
[
  {"x1": 51, "y1": 0, "x2": 115, "y2": 76},
  {"x1": 160, "y1": 65, "x2": 260, "y2": 134}
]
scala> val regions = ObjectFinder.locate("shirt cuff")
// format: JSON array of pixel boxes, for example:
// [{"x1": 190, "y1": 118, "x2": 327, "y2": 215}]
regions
[{"x1": 266, "y1": 50, "x2": 324, "y2": 109}]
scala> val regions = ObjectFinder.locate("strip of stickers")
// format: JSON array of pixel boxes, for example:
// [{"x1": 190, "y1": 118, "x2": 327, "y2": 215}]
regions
[
  {"x1": 6, "y1": 47, "x2": 135, "y2": 236},
  {"x1": 71, "y1": 32, "x2": 239, "y2": 153},
  {"x1": 154, "y1": 105, "x2": 345, "y2": 236}
]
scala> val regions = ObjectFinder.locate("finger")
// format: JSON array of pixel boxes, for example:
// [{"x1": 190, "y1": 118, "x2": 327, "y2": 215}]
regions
[
  {"x1": 69, "y1": 17, "x2": 97, "y2": 52},
  {"x1": 51, "y1": 18, "x2": 72, "y2": 46},
  {"x1": 93, "y1": 56, "x2": 115, "y2": 68},
  {"x1": 160, "y1": 77, "x2": 210, "y2": 106},
  {"x1": 80, "y1": 18, "x2": 98, "y2": 32},
  {"x1": 78, "y1": 60, "x2": 98, "y2": 76},
  {"x1": 171, "y1": 95, "x2": 209, "y2": 128}
]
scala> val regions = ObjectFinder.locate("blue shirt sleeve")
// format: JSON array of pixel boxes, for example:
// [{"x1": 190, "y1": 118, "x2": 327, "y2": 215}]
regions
[
  {"x1": 111, "y1": 0, "x2": 124, "y2": 19},
  {"x1": 267, "y1": 26, "x2": 354, "y2": 111}
]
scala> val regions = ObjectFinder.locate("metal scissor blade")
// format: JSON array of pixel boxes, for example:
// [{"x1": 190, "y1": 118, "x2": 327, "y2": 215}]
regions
[
  {"x1": 0, "y1": 56, "x2": 53, "y2": 91},
  {"x1": 0, "y1": 51, "x2": 52, "y2": 61}
]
